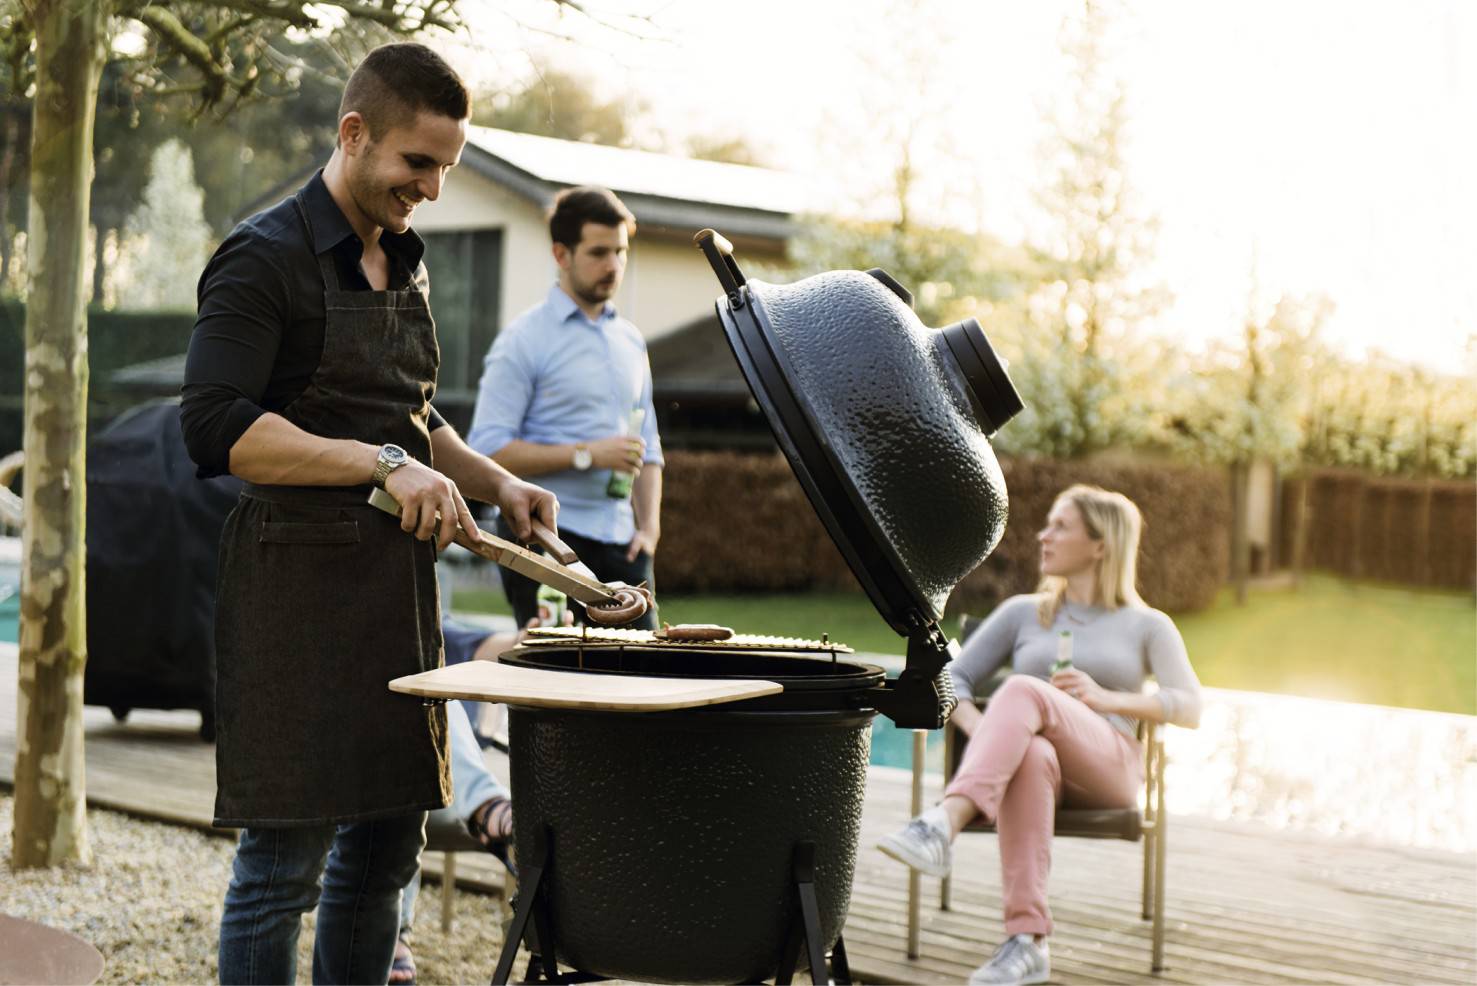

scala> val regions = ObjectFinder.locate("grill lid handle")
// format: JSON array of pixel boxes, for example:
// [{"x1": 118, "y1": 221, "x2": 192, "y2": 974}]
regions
[{"x1": 695, "y1": 228, "x2": 748, "y2": 309}]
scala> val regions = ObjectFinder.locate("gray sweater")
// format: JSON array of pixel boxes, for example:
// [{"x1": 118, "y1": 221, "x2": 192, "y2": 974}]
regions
[{"x1": 948, "y1": 594, "x2": 1204, "y2": 737}]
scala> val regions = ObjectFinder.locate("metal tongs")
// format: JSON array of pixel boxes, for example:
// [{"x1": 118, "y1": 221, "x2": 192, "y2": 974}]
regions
[{"x1": 366, "y1": 486, "x2": 621, "y2": 608}]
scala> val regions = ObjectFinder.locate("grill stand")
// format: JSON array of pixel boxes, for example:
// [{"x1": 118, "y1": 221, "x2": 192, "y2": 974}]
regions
[{"x1": 490, "y1": 830, "x2": 851, "y2": 986}]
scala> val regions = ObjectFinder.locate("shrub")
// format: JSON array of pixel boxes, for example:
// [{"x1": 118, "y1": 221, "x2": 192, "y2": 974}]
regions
[
  {"x1": 948, "y1": 456, "x2": 1230, "y2": 615},
  {"x1": 658, "y1": 449, "x2": 1230, "y2": 614}
]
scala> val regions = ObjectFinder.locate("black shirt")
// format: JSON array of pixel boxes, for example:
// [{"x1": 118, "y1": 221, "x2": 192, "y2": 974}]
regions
[{"x1": 180, "y1": 170, "x2": 446, "y2": 478}]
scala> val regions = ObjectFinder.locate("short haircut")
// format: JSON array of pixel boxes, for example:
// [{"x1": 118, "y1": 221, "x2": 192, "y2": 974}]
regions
[
  {"x1": 339, "y1": 42, "x2": 470, "y2": 141},
  {"x1": 548, "y1": 186, "x2": 637, "y2": 249}
]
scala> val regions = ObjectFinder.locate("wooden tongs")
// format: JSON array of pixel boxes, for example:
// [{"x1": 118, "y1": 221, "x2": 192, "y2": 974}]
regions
[{"x1": 366, "y1": 486, "x2": 652, "y2": 624}]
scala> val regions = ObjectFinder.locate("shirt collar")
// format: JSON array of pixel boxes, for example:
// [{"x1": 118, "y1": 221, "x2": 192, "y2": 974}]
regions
[
  {"x1": 302, "y1": 169, "x2": 426, "y2": 271},
  {"x1": 548, "y1": 283, "x2": 616, "y2": 326}
]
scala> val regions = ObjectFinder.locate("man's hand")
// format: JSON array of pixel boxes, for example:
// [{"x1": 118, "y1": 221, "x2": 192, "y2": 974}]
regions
[
  {"x1": 1050, "y1": 668, "x2": 1114, "y2": 713},
  {"x1": 496, "y1": 475, "x2": 559, "y2": 542},
  {"x1": 588, "y1": 434, "x2": 645, "y2": 471},
  {"x1": 625, "y1": 528, "x2": 659, "y2": 562},
  {"x1": 384, "y1": 458, "x2": 480, "y2": 551}
]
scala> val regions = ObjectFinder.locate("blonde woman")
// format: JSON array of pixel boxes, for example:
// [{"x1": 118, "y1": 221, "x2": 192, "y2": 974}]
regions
[{"x1": 877, "y1": 485, "x2": 1203, "y2": 986}]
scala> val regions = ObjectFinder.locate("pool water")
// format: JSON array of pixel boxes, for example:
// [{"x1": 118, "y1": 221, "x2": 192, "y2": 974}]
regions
[
  {"x1": 868, "y1": 714, "x2": 946, "y2": 772},
  {"x1": 0, "y1": 535, "x2": 17, "y2": 645}
]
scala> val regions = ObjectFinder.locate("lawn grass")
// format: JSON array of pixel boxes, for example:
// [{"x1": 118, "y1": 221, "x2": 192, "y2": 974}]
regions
[
  {"x1": 454, "y1": 574, "x2": 1476, "y2": 714},
  {"x1": 1173, "y1": 574, "x2": 1475, "y2": 715}
]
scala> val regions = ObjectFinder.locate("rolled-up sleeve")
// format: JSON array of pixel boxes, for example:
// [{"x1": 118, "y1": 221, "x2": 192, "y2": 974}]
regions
[
  {"x1": 1146, "y1": 610, "x2": 1203, "y2": 728},
  {"x1": 180, "y1": 231, "x2": 289, "y2": 478},
  {"x1": 467, "y1": 329, "x2": 535, "y2": 456}
]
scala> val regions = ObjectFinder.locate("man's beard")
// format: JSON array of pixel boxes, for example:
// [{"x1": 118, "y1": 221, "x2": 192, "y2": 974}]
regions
[
  {"x1": 345, "y1": 156, "x2": 395, "y2": 231},
  {"x1": 574, "y1": 276, "x2": 617, "y2": 307}
]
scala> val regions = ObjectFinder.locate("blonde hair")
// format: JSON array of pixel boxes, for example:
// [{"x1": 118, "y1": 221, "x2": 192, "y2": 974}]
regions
[{"x1": 1036, "y1": 484, "x2": 1146, "y2": 628}]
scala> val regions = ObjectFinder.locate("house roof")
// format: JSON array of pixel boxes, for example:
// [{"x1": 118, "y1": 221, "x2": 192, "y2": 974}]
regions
[
  {"x1": 239, "y1": 128, "x2": 804, "y2": 244},
  {"x1": 459, "y1": 127, "x2": 802, "y2": 243}
]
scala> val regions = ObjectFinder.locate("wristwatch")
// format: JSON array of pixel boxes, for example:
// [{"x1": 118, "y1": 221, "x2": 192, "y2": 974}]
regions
[
  {"x1": 572, "y1": 443, "x2": 593, "y2": 471},
  {"x1": 372, "y1": 443, "x2": 409, "y2": 488}
]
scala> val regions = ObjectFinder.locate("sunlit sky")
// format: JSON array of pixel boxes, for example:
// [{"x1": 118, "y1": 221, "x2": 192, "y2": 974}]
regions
[{"x1": 442, "y1": 0, "x2": 1475, "y2": 371}]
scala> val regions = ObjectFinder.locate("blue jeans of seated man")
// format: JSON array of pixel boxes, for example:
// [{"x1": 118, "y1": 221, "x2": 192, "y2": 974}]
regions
[
  {"x1": 398, "y1": 697, "x2": 510, "y2": 934},
  {"x1": 443, "y1": 619, "x2": 495, "y2": 744},
  {"x1": 219, "y1": 812, "x2": 426, "y2": 985}
]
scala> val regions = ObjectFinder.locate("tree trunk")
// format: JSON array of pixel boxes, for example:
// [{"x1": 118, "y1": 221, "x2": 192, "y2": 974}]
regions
[
  {"x1": 1290, "y1": 474, "x2": 1311, "y2": 591},
  {"x1": 1229, "y1": 460, "x2": 1250, "y2": 605},
  {"x1": 11, "y1": 0, "x2": 109, "y2": 870}
]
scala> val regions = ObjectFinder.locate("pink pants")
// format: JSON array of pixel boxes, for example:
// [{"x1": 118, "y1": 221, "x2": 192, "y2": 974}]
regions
[{"x1": 943, "y1": 674, "x2": 1143, "y2": 935}]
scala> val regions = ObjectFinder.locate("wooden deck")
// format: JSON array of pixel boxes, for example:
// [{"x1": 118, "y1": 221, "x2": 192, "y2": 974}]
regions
[{"x1": 3, "y1": 642, "x2": 1473, "y2": 984}]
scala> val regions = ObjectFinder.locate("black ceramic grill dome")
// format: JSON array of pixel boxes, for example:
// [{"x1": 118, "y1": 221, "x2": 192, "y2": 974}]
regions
[
  {"x1": 701, "y1": 230, "x2": 1024, "y2": 727},
  {"x1": 479, "y1": 236, "x2": 1025, "y2": 986},
  {"x1": 751, "y1": 271, "x2": 1011, "y2": 621}
]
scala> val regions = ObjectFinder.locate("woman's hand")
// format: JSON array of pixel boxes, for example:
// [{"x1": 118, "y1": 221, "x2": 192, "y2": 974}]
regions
[{"x1": 1050, "y1": 668, "x2": 1115, "y2": 714}]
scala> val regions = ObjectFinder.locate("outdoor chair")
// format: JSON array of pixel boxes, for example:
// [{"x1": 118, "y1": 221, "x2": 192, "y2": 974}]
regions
[
  {"x1": 423, "y1": 813, "x2": 515, "y2": 933},
  {"x1": 903, "y1": 615, "x2": 1168, "y2": 972}
]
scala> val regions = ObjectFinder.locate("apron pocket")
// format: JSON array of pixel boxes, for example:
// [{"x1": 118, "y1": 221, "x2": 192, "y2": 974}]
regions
[{"x1": 259, "y1": 520, "x2": 361, "y2": 544}]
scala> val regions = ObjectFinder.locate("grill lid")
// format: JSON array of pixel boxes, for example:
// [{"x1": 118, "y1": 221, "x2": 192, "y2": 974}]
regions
[{"x1": 696, "y1": 230, "x2": 1024, "y2": 728}]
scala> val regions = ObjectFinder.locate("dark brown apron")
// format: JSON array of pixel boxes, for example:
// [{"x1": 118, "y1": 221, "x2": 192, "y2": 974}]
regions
[{"x1": 212, "y1": 189, "x2": 450, "y2": 827}]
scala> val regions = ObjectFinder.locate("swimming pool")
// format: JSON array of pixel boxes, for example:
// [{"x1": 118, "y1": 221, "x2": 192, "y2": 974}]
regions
[{"x1": 0, "y1": 535, "x2": 18, "y2": 644}]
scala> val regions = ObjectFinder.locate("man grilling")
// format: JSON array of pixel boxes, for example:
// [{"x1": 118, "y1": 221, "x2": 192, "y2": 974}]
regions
[{"x1": 181, "y1": 43, "x2": 557, "y2": 985}]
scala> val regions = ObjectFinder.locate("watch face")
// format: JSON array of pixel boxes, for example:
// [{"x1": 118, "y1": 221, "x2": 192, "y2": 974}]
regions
[{"x1": 383, "y1": 445, "x2": 407, "y2": 464}]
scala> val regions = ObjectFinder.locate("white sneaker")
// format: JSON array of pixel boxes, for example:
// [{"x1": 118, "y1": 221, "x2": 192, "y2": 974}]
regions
[
  {"x1": 876, "y1": 816, "x2": 953, "y2": 878},
  {"x1": 968, "y1": 934, "x2": 1050, "y2": 985}
]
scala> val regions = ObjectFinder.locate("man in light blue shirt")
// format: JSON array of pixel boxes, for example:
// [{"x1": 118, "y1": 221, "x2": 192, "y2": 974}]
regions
[{"x1": 468, "y1": 186, "x2": 663, "y2": 629}]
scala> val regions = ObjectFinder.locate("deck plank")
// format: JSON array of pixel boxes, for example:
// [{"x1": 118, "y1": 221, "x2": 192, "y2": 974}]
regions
[{"x1": 2, "y1": 642, "x2": 1473, "y2": 984}]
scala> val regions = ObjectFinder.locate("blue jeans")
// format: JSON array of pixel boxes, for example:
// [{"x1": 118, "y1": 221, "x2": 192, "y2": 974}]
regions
[{"x1": 219, "y1": 813, "x2": 427, "y2": 984}]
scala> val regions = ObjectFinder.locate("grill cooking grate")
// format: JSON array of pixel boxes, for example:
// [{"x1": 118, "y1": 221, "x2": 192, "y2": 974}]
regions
[{"x1": 521, "y1": 626, "x2": 853, "y2": 653}]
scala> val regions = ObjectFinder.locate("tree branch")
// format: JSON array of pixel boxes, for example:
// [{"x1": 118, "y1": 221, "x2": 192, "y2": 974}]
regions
[{"x1": 133, "y1": 6, "x2": 235, "y2": 102}]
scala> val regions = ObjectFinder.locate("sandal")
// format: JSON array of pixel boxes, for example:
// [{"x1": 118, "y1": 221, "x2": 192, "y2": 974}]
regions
[
  {"x1": 389, "y1": 934, "x2": 416, "y2": 985},
  {"x1": 468, "y1": 796, "x2": 517, "y2": 875}
]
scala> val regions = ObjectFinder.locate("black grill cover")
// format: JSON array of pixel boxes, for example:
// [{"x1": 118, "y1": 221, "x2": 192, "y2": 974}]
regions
[{"x1": 84, "y1": 401, "x2": 241, "y2": 726}]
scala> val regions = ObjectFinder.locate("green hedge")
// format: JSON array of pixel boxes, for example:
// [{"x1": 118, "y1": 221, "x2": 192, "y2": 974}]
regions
[
  {"x1": 1279, "y1": 470, "x2": 1476, "y2": 589},
  {"x1": 0, "y1": 299, "x2": 194, "y2": 452},
  {"x1": 949, "y1": 456, "x2": 1230, "y2": 614},
  {"x1": 657, "y1": 449, "x2": 1230, "y2": 613}
]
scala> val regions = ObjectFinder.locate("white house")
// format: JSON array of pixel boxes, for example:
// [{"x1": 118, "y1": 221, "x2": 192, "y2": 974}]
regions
[{"x1": 410, "y1": 126, "x2": 804, "y2": 406}]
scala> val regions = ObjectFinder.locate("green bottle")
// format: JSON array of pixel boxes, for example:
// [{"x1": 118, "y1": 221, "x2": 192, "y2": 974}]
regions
[
  {"x1": 605, "y1": 407, "x2": 645, "y2": 500},
  {"x1": 1052, "y1": 630, "x2": 1074, "y2": 674},
  {"x1": 535, "y1": 584, "x2": 567, "y2": 626}
]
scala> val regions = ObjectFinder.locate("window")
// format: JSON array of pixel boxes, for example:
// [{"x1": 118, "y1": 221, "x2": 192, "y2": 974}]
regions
[{"x1": 420, "y1": 229, "x2": 502, "y2": 394}]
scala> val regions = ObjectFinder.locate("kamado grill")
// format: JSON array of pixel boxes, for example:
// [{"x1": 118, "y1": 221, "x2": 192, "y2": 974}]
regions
[{"x1": 390, "y1": 231, "x2": 1024, "y2": 985}]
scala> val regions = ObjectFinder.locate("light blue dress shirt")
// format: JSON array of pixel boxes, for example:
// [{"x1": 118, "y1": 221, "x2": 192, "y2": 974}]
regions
[{"x1": 468, "y1": 284, "x2": 663, "y2": 545}]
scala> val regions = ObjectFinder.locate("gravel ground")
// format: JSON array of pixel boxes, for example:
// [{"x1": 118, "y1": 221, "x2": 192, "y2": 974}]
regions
[{"x1": 1, "y1": 793, "x2": 511, "y2": 985}]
